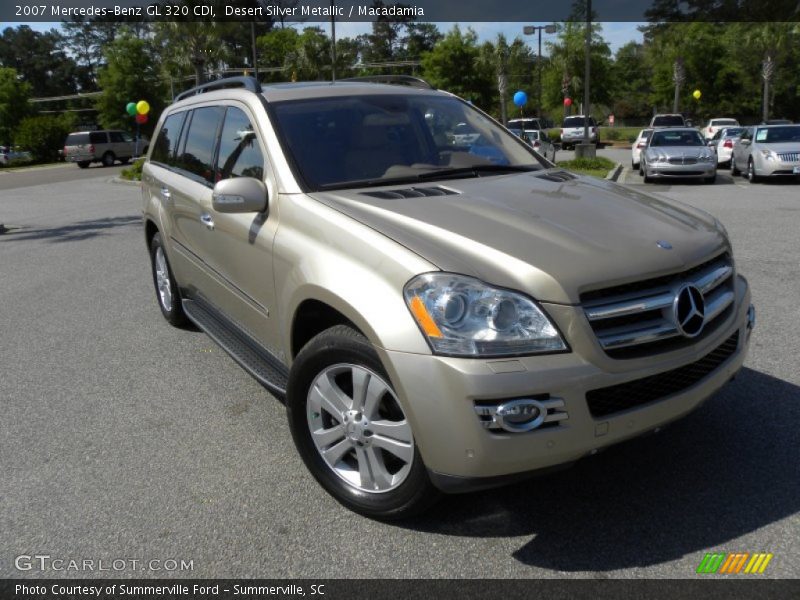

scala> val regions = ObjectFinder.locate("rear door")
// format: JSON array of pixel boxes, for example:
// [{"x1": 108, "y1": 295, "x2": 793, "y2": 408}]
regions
[{"x1": 166, "y1": 105, "x2": 226, "y2": 299}]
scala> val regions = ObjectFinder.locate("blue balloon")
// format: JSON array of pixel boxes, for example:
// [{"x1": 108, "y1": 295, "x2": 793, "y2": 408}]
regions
[{"x1": 513, "y1": 91, "x2": 527, "y2": 107}]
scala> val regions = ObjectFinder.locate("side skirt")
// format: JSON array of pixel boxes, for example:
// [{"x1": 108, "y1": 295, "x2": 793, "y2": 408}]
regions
[{"x1": 182, "y1": 297, "x2": 289, "y2": 399}]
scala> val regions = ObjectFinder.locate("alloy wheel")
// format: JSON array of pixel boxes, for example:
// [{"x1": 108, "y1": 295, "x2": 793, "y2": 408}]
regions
[{"x1": 307, "y1": 364, "x2": 414, "y2": 494}]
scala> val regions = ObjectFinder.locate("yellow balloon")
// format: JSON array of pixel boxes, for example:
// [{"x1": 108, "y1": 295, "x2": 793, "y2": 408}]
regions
[
  {"x1": 136, "y1": 100, "x2": 150, "y2": 115},
  {"x1": 692, "y1": 90, "x2": 702, "y2": 100}
]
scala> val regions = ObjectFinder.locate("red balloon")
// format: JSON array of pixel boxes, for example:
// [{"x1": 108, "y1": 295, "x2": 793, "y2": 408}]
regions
[
  {"x1": 563, "y1": 97, "x2": 573, "y2": 107},
  {"x1": 135, "y1": 113, "x2": 148, "y2": 124}
]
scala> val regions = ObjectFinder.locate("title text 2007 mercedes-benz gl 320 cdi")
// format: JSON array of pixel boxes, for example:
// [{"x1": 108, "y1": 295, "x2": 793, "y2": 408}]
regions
[{"x1": 142, "y1": 76, "x2": 755, "y2": 519}]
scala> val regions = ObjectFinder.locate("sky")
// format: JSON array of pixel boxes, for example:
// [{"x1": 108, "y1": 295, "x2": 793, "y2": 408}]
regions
[{"x1": 5, "y1": 20, "x2": 645, "y2": 56}]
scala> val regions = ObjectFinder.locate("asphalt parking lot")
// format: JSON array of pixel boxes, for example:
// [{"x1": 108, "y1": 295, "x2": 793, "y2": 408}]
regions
[{"x1": 1, "y1": 161, "x2": 798, "y2": 579}]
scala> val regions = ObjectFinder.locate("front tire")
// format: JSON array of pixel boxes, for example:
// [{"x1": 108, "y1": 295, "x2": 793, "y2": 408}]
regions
[
  {"x1": 102, "y1": 152, "x2": 115, "y2": 167},
  {"x1": 747, "y1": 158, "x2": 760, "y2": 183},
  {"x1": 287, "y1": 325, "x2": 439, "y2": 519},
  {"x1": 730, "y1": 158, "x2": 739, "y2": 175},
  {"x1": 149, "y1": 232, "x2": 186, "y2": 326},
  {"x1": 77, "y1": 161, "x2": 90, "y2": 169}
]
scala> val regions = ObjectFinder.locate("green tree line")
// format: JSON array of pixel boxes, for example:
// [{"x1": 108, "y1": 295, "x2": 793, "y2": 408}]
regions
[{"x1": 1, "y1": 16, "x2": 799, "y2": 157}]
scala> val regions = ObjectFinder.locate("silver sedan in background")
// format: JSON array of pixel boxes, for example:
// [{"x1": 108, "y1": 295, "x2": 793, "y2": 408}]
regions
[
  {"x1": 640, "y1": 128, "x2": 717, "y2": 184},
  {"x1": 731, "y1": 124, "x2": 800, "y2": 183}
]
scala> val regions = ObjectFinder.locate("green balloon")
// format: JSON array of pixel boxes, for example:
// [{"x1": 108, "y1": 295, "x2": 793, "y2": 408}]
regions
[{"x1": 126, "y1": 102, "x2": 137, "y2": 116}]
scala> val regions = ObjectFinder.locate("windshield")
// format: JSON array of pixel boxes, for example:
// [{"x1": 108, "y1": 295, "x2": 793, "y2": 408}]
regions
[
  {"x1": 270, "y1": 94, "x2": 545, "y2": 190},
  {"x1": 711, "y1": 119, "x2": 737, "y2": 126},
  {"x1": 650, "y1": 130, "x2": 704, "y2": 147},
  {"x1": 754, "y1": 126, "x2": 800, "y2": 143}
]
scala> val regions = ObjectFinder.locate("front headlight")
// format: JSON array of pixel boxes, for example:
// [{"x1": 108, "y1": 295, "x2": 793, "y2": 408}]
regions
[
  {"x1": 404, "y1": 273, "x2": 567, "y2": 357},
  {"x1": 760, "y1": 149, "x2": 776, "y2": 161},
  {"x1": 699, "y1": 154, "x2": 715, "y2": 163}
]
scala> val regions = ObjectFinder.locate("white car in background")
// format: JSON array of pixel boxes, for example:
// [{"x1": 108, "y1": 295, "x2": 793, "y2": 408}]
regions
[
  {"x1": 707, "y1": 126, "x2": 745, "y2": 166},
  {"x1": 702, "y1": 118, "x2": 740, "y2": 141},
  {"x1": 631, "y1": 129, "x2": 653, "y2": 168}
]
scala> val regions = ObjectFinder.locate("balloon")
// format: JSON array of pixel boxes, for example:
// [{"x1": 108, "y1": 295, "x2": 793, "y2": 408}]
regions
[
  {"x1": 136, "y1": 100, "x2": 150, "y2": 115},
  {"x1": 512, "y1": 91, "x2": 527, "y2": 108},
  {"x1": 563, "y1": 97, "x2": 573, "y2": 107},
  {"x1": 126, "y1": 102, "x2": 137, "y2": 116},
  {"x1": 693, "y1": 90, "x2": 702, "y2": 100},
  {"x1": 135, "y1": 113, "x2": 148, "y2": 124}
]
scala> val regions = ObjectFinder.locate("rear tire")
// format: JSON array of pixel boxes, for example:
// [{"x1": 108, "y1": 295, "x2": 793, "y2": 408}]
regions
[
  {"x1": 149, "y1": 232, "x2": 186, "y2": 327},
  {"x1": 287, "y1": 325, "x2": 439, "y2": 519}
]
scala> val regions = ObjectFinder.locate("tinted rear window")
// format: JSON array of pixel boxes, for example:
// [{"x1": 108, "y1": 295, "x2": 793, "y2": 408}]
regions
[
  {"x1": 563, "y1": 117, "x2": 595, "y2": 127},
  {"x1": 652, "y1": 115, "x2": 685, "y2": 126},
  {"x1": 65, "y1": 133, "x2": 89, "y2": 145},
  {"x1": 711, "y1": 119, "x2": 737, "y2": 126}
]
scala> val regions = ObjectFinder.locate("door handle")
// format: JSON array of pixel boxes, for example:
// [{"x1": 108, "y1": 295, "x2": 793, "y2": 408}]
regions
[
  {"x1": 200, "y1": 213, "x2": 215, "y2": 230},
  {"x1": 160, "y1": 186, "x2": 171, "y2": 199}
]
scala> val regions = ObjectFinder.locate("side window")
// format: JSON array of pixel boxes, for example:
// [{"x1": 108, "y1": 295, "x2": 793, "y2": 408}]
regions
[
  {"x1": 151, "y1": 111, "x2": 186, "y2": 166},
  {"x1": 215, "y1": 107, "x2": 265, "y2": 181},
  {"x1": 109, "y1": 131, "x2": 125, "y2": 143},
  {"x1": 177, "y1": 106, "x2": 225, "y2": 183},
  {"x1": 89, "y1": 131, "x2": 107, "y2": 144}
]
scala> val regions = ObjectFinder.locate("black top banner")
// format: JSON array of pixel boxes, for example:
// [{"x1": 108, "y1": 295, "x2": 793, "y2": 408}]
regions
[{"x1": 3, "y1": 0, "x2": 800, "y2": 23}]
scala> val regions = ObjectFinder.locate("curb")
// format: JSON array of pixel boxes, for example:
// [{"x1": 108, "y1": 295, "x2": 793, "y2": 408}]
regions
[
  {"x1": 110, "y1": 177, "x2": 141, "y2": 186},
  {"x1": 606, "y1": 163, "x2": 623, "y2": 182}
]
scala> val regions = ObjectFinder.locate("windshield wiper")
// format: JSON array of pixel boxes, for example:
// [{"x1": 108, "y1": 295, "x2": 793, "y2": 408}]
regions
[
  {"x1": 414, "y1": 164, "x2": 539, "y2": 180},
  {"x1": 316, "y1": 165, "x2": 539, "y2": 191}
]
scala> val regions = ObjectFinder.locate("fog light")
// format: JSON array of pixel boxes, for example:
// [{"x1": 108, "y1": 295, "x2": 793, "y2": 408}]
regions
[{"x1": 474, "y1": 397, "x2": 568, "y2": 433}]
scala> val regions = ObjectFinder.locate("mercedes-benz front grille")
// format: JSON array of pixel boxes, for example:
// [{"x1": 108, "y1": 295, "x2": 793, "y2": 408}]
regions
[{"x1": 581, "y1": 253, "x2": 735, "y2": 358}]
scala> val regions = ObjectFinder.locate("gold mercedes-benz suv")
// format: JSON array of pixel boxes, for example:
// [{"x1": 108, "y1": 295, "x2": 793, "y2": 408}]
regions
[{"x1": 142, "y1": 76, "x2": 755, "y2": 519}]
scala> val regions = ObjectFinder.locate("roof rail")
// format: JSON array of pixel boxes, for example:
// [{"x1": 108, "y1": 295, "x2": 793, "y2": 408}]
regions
[
  {"x1": 174, "y1": 76, "x2": 262, "y2": 102},
  {"x1": 339, "y1": 75, "x2": 435, "y2": 90}
]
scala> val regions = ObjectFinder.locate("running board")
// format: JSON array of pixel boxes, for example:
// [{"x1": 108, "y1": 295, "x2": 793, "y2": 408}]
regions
[{"x1": 182, "y1": 298, "x2": 289, "y2": 398}]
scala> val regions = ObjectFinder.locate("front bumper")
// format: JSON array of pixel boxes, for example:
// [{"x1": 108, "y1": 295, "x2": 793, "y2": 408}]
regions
[
  {"x1": 644, "y1": 162, "x2": 716, "y2": 178},
  {"x1": 756, "y1": 155, "x2": 800, "y2": 177},
  {"x1": 377, "y1": 276, "x2": 751, "y2": 491}
]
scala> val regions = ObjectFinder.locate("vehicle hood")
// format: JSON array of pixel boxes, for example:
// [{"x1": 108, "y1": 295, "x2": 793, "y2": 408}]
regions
[
  {"x1": 311, "y1": 170, "x2": 727, "y2": 304},
  {"x1": 757, "y1": 142, "x2": 800, "y2": 153}
]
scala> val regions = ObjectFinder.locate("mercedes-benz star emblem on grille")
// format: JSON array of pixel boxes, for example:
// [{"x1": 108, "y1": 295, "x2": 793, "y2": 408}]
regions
[
  {"x1": 674, "y1": 284, "x2": 706, "y2": 338},
  {"x1": 656, "y1": 240, "x2": 673, "y2": 250}
]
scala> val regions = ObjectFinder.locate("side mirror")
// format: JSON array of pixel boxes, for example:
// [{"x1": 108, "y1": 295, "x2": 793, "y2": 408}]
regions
[
  {"x1": 740, "y1": 139, "x2": 751, "y2": 146},
  {"x1": 212, "y1": 177, "x2": 268, "y2": 213}
]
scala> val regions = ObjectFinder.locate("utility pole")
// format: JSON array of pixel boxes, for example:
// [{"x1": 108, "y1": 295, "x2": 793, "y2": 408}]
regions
[
  {"x1": 523, "y1": 24, "x2": 557, "y2": 121},
  {"x1": 251, "y1": 21, "x2": 259, "y2": 81},
  {"x1": 583, "y1": 0, "x2": 591, "y2": 146},
  {"x1": 331, "y1": 0, "x2": 337, "y2": 82}
]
